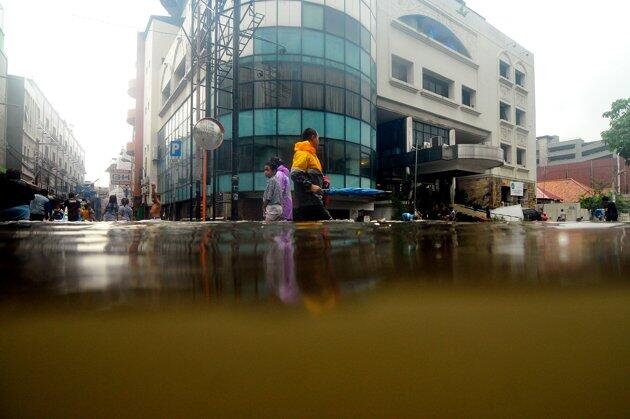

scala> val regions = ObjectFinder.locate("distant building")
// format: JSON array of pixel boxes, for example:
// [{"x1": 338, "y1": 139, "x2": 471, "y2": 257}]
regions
[
  {"x1": 536, "y1": 135, "x2": 628, "y2": 194},
  {"x1": 106, "y1": 147, "x2": 134, "y2": 203},
  {"x1": 6, "y1": 76, "x2": 85, "y2": 197}
]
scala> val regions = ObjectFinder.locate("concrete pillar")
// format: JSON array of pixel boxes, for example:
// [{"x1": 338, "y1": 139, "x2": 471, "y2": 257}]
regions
[
  {"x1": 405, "y1": 116, "x2": 413, "y2": 152},
  {"x1": 449, "y1": 129, "x2": 456, "y2": 145}
]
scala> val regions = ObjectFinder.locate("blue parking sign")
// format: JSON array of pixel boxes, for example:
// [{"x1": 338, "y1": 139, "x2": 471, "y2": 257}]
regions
[{"x1": 170, "y1": 140, "x2": 182, "y2": 157}]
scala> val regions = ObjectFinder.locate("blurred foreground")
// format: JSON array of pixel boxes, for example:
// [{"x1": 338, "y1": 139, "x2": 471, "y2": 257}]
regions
[{"x1": 1, "y1": 221, "x2": 629, "y2": 417}]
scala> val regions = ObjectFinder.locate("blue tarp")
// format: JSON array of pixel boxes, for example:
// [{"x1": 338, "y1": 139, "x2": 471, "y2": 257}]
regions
[{"x1": 325, "y1": 188, "x2": 387, "y2": 197}]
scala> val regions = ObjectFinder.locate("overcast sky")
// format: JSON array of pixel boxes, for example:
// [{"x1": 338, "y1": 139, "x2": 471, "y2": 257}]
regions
[{"x1": 3, "y1": 0, "x2": 630, "y2": 186}]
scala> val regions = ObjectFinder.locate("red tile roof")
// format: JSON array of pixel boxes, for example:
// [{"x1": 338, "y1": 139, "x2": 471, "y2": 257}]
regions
[
  {"x1": 536, "y1": 186, "x2": 562, "y2": 201},
  {"x1": 537, "y1": 179, "x2": 593, "y2": 203}
]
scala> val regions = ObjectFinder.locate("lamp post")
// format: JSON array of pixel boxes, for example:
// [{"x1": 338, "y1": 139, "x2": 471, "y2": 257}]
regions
[{"x1": 411, "y1": 137, "x2": 420, "y2": 215}]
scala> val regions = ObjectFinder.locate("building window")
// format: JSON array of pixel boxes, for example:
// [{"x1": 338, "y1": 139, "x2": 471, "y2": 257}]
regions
[
  {"x1": 515, "y1": 69, "x2": 525, "y2": 87},
  {"x1": 462, "y1": 86, "x2": 475, "y2": 107},
  {"x1": 399, "y1": 14, "x2": 472, "y2": 58},
  {"x1": 501, "y1": 144, "x2": 511, "y2": 163},
  {"x1": 413, "y1": 121, "x2": 449, "y2": 148},
  {"x1": 500, "y1": 102, "x2": 511, "y2": 122},
  {"x1": 391, "y1": 56, "x2": 412, "y2": 84},
  {"x1": 499, "y1": 60, "x2": 510, "y2": 79},
  {"x1": 517, "y1": 148, "x2": 526, "y2": 166},
  {"x1": 548, "y1": 154, "x2": 576, "y2": 162},
  {"x1": 548, "y1": 144, "x2": 575, "y2": 152},
  {"x1": 515, "y1": 109, "x2": 526, "y2": 127},
  {"x1": 423, "y1": 70, "x2": 450, "y2": 98}
]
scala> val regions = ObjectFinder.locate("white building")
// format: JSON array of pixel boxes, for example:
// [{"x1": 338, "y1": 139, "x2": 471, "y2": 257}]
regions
[
  {"x1": 6, "y1": 76, "x2": 85, "y2": 196},
  {"x1": 131, "y1": 0, "x2": 537, "y2": 219}
]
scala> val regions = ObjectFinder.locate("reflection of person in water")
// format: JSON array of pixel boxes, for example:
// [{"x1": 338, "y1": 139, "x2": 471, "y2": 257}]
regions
[
  {"x1": 264, "y1": 227, "x2": 299, "y2": 305},
  {"x1": 294, "y1": 226, "x2": 339, "y2": 314}
]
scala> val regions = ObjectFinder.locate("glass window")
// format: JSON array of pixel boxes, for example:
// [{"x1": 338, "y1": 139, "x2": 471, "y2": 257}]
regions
[
  {"x1": 345, "y1": 15, "x2": 360, "y2": 44},
  {"x1": 302, "y1": 29, "x2": 325, "y2": 57},
  {"x1": 302, "y1": 3, "x2": 324, "y2": 30},
  {"x1": 515, "y1": 70, "x2": 525, "y2": 87},
  {"x1": 360, "y1": 26, "x2": 370, "y2": 53},
  {"x1": 346, "y1": 117, "x2": 360, "y2": 143},
  {"x1": 303, "y1": 83, "x2": 324, "y2": 110},
  {"x1": 500, "y1": 60, "x2": 510, "y2": 79},
  {"x1": 278, "y1": 136, "x2": 297, "y2": 164},
  {"x1": 346, "y1": 91, "x2": 361, "y2": 119},
  {"x1": 346, "y1": 70, "x2": 361, "y2": 93},
  {"x1": 325, "y1": 34, "x2": 345, "y2": 63},
  {"x1": 277, "y1": 81, "x2": 302, "y2": 108},
  {"x1": 327, "y1": 139, "x2": 345, "y2": 174},
  {"x1": 345, "y1": 41, "x2": 360, "y2": 69},
  {"x1": 392, "y1": 56, "x2": 411, "y2": 83},
  {"x1": 325, "y1": 86, "x2": 345, "y2": 114},
  {"x1": 254, "y1": 81, "x2": 277, "y2": 108},
  {"x1": 400, "y1": 15, "x2": 471, "y2": 58},
  {"x1": 254, "y1": 137, "x2": 277, "y2": 171},
  {"x1": 423, "y1": 72, "x2": 450, "y2": 98},
  {"x1": 516, "y1": 148, "x2": 526, "y2": 166},
  {"x1": 239, "y1": 111, "x2": 254, "y2": 137},
  {"x1": 303, "y1": 64, "x2": 325, "y2": 83},
  {"x1": 325, "y1": 7, "x2": 345, "y2": 38},
  {"x1": 361, "y1": 122, "x2": 371, "y2": 147},
  {"x1": 516, "y1": 109, "x2": 526, "y2": 126},
  {"x1": 302, "y1": 110, "x2": 325, "y2": 137},
  {"x1": 462, "y1": 86, "x2": 475, "y2": 107},
  {"x1": 278, "y1": 109, "x2": 302, "y2": 135},
  {"x1": 254, "y1": 27, "x2": 278, "y2": 55},
  {"x1": 277, "y1": 61, "x2": 301, "y2": 80},
  {"x1": 361, "y1": 98, "x2": 371, "y2": 123},
  {"x1": 500, "y1": 102, "x2": 510, "y2": 122},
  {"x1": 254, "y1": 109, "x2": 277, "y2": 136},
  {"x1": 217, "y1": 140, "x2": 232, "y2": 172},
  {"x1": 346, "y1": 143, "x2": 360, "y2": 175},
  {"x1": 360, "y1": 147, "x2": 371, "y2": 178},
  {"x1": 360, "y1": 50, "x2": 371, "y2": 76},
  {"x1": 238, "y1": 137, "x2": 254, "y2": 172},
  {"x1": 326, "y1": 66, "x2": 345, "y2": 88},
  {"x1": 240, "y1": 82, "x2": 254, "y2": 110},
  {"x1": 239, "y1": 173, "x2": 254, "y2": 192},
  {"x1": 277, "y1": 28, "x2": 301, "y2": 54},
  {"x1": 326, "y1": 113, "x2": 345, "y2": 140}
]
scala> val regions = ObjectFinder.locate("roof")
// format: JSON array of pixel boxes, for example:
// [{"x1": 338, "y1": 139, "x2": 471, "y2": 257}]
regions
[
  {"x1": 536, "y1": 186, "x2": 561, "y2": 201},
  {"x1": 537, "y1": 179, "x2": 593, "y2": 203}
]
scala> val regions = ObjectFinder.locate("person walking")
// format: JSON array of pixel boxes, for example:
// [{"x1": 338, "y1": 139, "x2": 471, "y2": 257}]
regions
[
  {"x1": 262, "y1": 160, "x2": 285, "y2": 222},
  {"x1": 29, "y1": 189, "x2": 51, "y2": 221},
  {"x1": 118, "y1": 197, "x2": 133, "y2": 221},
  {"x1": 602, "y1": 197, "x2": 619, "y2": 222},
  {"x1": 102, "y1": 195, "x2": 119, "y2": 221},
  {"x1": 269, "y1": 157, "x2": 293, "y2": 221},
  {"x1": 150, "y1": 184, "x2": 162, "y2": 220},
  {"x1": 290, "y1": 128, "x2": 332, "y2": 222},
  {"x1": 64, "y1": 193, "x2": 82, "y2": 222}
]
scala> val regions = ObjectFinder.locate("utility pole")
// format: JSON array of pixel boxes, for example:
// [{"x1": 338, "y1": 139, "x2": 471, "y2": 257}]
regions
[{"x1": 230, "y1": 0, "x2": 241, "y2": 220}]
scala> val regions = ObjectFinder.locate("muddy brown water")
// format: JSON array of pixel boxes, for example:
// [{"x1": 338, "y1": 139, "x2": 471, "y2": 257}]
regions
[{"x1": 1, "y1": 221, "x2": 629, "y2": 417}]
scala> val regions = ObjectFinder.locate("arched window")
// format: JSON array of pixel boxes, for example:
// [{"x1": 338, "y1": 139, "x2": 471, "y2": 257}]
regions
[{"x1": 399, "y1": 15, "x2": 471, "y2": 58}]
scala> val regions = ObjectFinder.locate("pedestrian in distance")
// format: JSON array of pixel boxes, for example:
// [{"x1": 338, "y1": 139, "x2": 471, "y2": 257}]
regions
[
  {"x1": 64, "y1": 192, "x2": 82, "y2": 222},
  {"x1": 29, "y1": 189, "x2": 51, "y2": 221},
  {"x1": 119, "y1": 197, "x2": 133, "y2": 221},
  {"x1": 269, "y1": 156, "x2": 293, "y2": 221},
  {"x1": 102, "y1": 195, "x2": 119, "y2": 221},
  {"x1": 262, "y1": 160, "x2": 285, "y2": 222},
  {"x1": 52, "y1": 203, "x2": 65, "y2": 221},
  {"x1": 150, "y1": 184, "x2": 162, "y2": 220},
  {"x1": 602, "y1": 196, "x2": 619, "y2": 222},
  {"x1": 81, "y1": 202, "x2": 96, "y2": 221},
  {"x1": 290, "y1": 128, "x2": 332, "y2": 222}
]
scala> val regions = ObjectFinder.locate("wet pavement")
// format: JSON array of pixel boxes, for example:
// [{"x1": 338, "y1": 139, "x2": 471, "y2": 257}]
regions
[{"x1": 1, "y1": 221, "x2": 629, "y2": 417}]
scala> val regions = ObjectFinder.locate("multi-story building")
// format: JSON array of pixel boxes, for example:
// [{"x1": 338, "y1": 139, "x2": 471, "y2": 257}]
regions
[
  {"x1": 537, "y1": 135, "x2": 628, "y2": 194},
  {"x1": 6, "y1": 76, "x2": 85, "y2": 196},
  {"x1": 131, "y1": 0, "x2": 536, "y2": 219},
  {"x1": 0, "y1": 3, "x2": 8, "y2": 173}
]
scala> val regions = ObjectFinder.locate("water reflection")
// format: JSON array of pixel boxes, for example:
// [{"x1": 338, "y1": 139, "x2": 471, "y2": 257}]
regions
[{"x1": 0, "y1": 221, "x2": 628, "y2": 308}]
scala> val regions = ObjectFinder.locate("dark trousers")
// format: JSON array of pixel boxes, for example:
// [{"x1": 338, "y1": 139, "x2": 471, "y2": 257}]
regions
[
  {"x1": 30, "y1": 214, "x2": 45, "y2": 221},
  {"x1": 293, "y1": 205, "x2": 332, "y2": 222}
]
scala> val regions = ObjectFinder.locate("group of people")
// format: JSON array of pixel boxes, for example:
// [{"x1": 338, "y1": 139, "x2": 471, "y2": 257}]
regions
[
  {"x1": 262, "y1": 128, "x2": 333, "y2": 222},
  {"x1": 29, "y1": 191, "x2": 135, "y2": 222}
]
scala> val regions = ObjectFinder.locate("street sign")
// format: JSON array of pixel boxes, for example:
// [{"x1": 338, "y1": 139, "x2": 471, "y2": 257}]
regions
[
  {"x1": 510, "y1": 181, "x2": 524, "y2": 197},
  {"x1": 170, "y1": 140, "x2": 183, "y2": 157},
  {"x1": 194, "y1": 117, "x2": 224, "y2": 151}
]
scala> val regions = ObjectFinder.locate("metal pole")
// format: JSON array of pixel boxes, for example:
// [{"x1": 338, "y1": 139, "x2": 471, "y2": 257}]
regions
[
  {"x1": 413, "y1": 138, "x2": 418, "y2": 215},
  {"x1": 230, "y1": 0, "x2": 241, "y2": 221},
  {"x1": 212, "y1": 0, "x2": 219, "y2": 221},
  {"x1": 189, "y1": 0, "x2": 196, "y2": 221}
]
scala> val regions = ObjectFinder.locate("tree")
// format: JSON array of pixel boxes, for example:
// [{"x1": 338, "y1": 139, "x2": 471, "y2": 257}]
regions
[{"x1": 602, "y1": 98, "x2": 630, "y2": 164}]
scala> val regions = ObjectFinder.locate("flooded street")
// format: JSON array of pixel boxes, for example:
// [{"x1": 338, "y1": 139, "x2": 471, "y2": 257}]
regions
[{"x1": 1, "y1": 221, "x2": 629, "y2": 417}]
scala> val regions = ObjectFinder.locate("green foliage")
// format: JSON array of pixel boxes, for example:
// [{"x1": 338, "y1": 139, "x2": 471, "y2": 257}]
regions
[
  {"x1": 601, "y1": 98, "x2": 630, "y2": 164},
  {"x1": 580, "y1": 193, "x2": 629, "y2": 213}
]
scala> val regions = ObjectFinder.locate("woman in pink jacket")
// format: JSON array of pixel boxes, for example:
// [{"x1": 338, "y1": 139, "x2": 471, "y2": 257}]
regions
[{"x1": 270, "y1": 157, "x2": 293, "y2": 221}]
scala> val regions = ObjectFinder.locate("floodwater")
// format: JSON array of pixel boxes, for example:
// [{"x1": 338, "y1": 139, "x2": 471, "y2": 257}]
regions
[{"x1": 1, "y1": 221, "x2": 629, "y2": 417}]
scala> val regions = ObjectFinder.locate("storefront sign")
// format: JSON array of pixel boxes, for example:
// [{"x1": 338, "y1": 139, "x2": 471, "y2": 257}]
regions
[
  {"x1": 110, "y1": 169, "x2": 132, "y2": 187},
  {"x1": 510, "y1": 181, "x2": 524, "y2": 197}
]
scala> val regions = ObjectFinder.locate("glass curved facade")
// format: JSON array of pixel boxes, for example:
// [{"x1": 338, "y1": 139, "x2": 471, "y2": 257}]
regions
[{"x1": 217, "y1": 0, "x2": 378, "y2": 192}]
